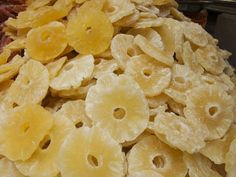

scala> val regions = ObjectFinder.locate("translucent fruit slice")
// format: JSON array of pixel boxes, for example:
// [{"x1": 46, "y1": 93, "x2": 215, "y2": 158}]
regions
[
  {"x1": 46, "y1": 56, "x2": 67, "y2": 80},
  {"x1": 16, "y1": 115, "x2": 74, "y2": 177},
  {"x1": 225, "y1": 138, "x2": 236, "y2": 177},
  {"x1": 0, "y1": 104, "x2": 53, "y2": 161},
  {"x1": 26, "y1": 21, "x2": 67, "y2": 63},
  {"x1": 127, "y1": 135, "x2": 187, "y2": 177},
  {"x1": 66, "y1": 7, "x2": 114, "y2": 55},
  {"x1": 0, "y1": 158, "x2": 25, "y2": 177},
  {"x1": 58, "y1": 126, "x2": 125, "y2": 177},
  {"x1": 85, "y1": 73, "x2": 149, "y2": 143}
]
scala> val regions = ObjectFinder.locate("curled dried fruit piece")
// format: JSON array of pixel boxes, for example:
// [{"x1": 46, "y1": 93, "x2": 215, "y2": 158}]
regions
[
  {"x1": 127, "y1": 135, "x2": 187, "y2": 177},
  {"x1": 125, "y1": 54, "x2": 171, "y2": 96},
  {"x1": 66, "y1": 7, "x2": 114, "y2": 55},
  {"x1": 0, "y1": 48, "x2": 11, "y2": 65},
  {"x1": 185, "y1": 85, "x2": 234, "y2": 140},
  {"x1": 0, "y1": 104, "x2": 53, "y2": 161},
  {"x1": 58, "y1": 126, "x2": 125, "y2": 177},
  {"x1": 46, "y1": 56, "x2": 67, "y2": 80},
  {"x1": 147, "y1": 93, "x2": 169, "y2": 108},
  {"x1": 85, "y1": 73, "x2": 149, "y2": 143},
  {"x1": 225, "y1": 138, "x2": 236, "y2": 177},
  {"x1": 0, "y1": 158, "x2": 25, "y2": 177},
  {"x1": 26, "y1": 21, "x2": 67, "y2": 63}
]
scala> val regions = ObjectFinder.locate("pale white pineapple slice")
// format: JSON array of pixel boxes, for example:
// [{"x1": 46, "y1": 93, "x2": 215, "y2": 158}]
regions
[
  {"x1": 153, "y1": 110, "x2": 209, "y2": 153},
  {"x1": 147, "y1": 93, "x2": 169, "y2": 108},
  {"x1": 7, "y1": 60, "x2": 49, "y2": 106},
  {"x1": 125, "y1": 54, "x2": 171, "y2": 97},
  {"x1": 127, "y1": 135, "x2": 187, "y2": 177},
  {"x1": 114, "y1": 9, "x2": 140, "y2": 27},
  {"x1": 128, "y1": 170, "x2": 164, "y2": 177},
  {"x1": 0, "y1": 104, "x2": 53, "y2": 161},
  {"x1": 0, "y1": 158, "x2": 25, "y2": 177},
  {"x1": 15, "y1": 115, "x2": 74, "y2": 177},
  {"x1": 170, "y1": 7, "x2": 191, "y2": 22},
  {"x1": 200, "y1": 124, "x2": 236, "y2": 164},
  {"x1": 55, "y1": 100, "x2": 92, "y2": 128},
  {"x1": 58, "y1": 126, "x2": 125, "y2": 177},
  {"x1": 183, "y1": 153, "x2": 223, "y2": 177},
  {"x1": 46, "y1": 56, "x2": 67, "y2": 80},
  {"x1": 50, "y1": 55, "x2": 94, "y2": 91},
  {"x1": 185, "y1": 85, "x2": 234, "y2": 140},
  {"x1": 225, "y1": 138, "x2": 236, "y2": 177},
  {"x1": 85, "y1": 73, "x2": 149, "y2": 143}
]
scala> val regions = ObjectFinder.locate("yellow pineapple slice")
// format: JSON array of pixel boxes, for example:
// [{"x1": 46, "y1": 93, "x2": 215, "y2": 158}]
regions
[
  {"x1": 127, "y1": 135, "x2": 187, "y2": 177},
  {"x1": 5, "y1": 38, "x2": 26, "y2": 52},
  {"x1": 153, "y1": 110, "x2": 209, "y2": 153},
  {"x1": 0, "y1": 158, "x2": 25, "y2": 177},
  {"x1": 125, "y1": 54, "x2": 171, "y2": 97},
  {"x1": 50, "y1": 55, "x2": 94, "y2": 91},
  {"x1": 200, "y1": 124, "x2": 236, "y2": 164},
  {"x1": 225, "y1": 138, "x2": 236, "y2": 177},
  {"x1": 58, "y1": 126, "x2": 125, "y2": 177},
  {"x1": 153, "y1": 0, "x2": 177, "y2": 6},
  {"x1": 46, "y1": 56, "x2": 67, "y2": 80},
  {"x1": 7, "y1": 60, "x2": 49, "y2": 106},
  {"x1": 0, "y1": 49, "x2": 11, "y2": 65},
  {"x1": 128, "y1": 170, "x2": 164, "y2": 177},
  {"x1": 0, "y1": 104, "x2": 53, "y2": 161},
  {"x1": 66, "y1": 7, "x2": 114, "y2": 55},
  {"x1": 185, "y1": 85, "x2": 234, "y2": 140},
  {"x1": 111, "y1": 34, "x2": 141, "y2": 69},
  {"x1": 26, "y1": 21, "x2": 67, "y2": 63},
  {"x1": 27, "y1": 0, "x2": 53, "y2": 9},
  {"x1": 183, "y1": 153, "x2": 223, "y2": 177},
  {"x1": 55, "y1": 100, "x2": 92, "y2": 128},
  {"x1": 15, "y1": 115, "x2": 74, "y2": 177},
  {"x1": 79, "y1": 0, "x2": 106, "y2": 10},
  {"x1": 170, "y1": 7, "x2": 191, "y2": 22},
  {"x1": 114, "y1": 9, "x2": 140, "y2": 27},
  {"x1": 85, "y1": 73, "x2": 149, "y2": 143}
]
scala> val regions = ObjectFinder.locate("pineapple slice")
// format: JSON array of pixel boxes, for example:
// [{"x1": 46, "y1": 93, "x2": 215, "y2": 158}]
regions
[
  {"x1": 46, "y1": 56, "x2": 67, "y2": 80},
  {"x1": 26, "y1": 21, "x2": 67, "y2": 63},
  {"x1": 125, "y1": 54, "x2": 171, "y2": 97},
  {"x1": 225, "y1": 138, "x2": 236, "y2": 177},
  {"x1": 128, "y1": 170, "x2": 164, "y2": 177},
  {"x1": 0, "y1": 49, "x2": 11, "y2": 65},
  {"x1": 200, "y1": 124, "x2": 236, "y2": 164},
  {"x1": 127, "y1": 135, "x2": 187, "y2": 177},
  {"x1": 85, "y1": 73, "x2": 149, "y2": 143},
  {"x1": 27, "y1": 0, "x2": 53, "y2": 9},
  {"x1": 183, "y1": 153, "x2": 223, "y2": 177},
  {"x1": 147, "y1": 94, "x2": 169, "y2": 108},
  {"x1": 0, "y1": 104, "x2": 53, "y2": 161},
  {"x1": 7, "y1": 60, "x2": 49, "y2": 106},
  {"x1": 15, "y1": 115, "x2": 74, "y2": 177},
  {"x1": 58, "y1": 126, "x2": 125, "y2": 177},
  {"x1": 184, "y1": 85, "x2": 234, "y2": 140},
  {"x1": 80, "y1": 0, "x2": 106, "y2": 10},
  {"x1": 114, "y1": 9, "x2": 140, "y2": 27},
  {"x1": 66, "y1": 6, "x2": 114, "y2": 55},
  {"x1": 0, "y1": 158, "x2": 25, "y2": 177}
]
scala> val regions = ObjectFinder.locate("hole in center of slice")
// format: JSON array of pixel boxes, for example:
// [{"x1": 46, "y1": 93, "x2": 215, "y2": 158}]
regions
[
  {"x1": 174, "y1": 76, "x2": 185, "y2": 84},
  {"x1": 142, "y1": 68, "x2": 152, "y2": 78},
  {"x1": 152, "y1": 155, "x2": 165, "y2": 168},
  {"x1": 113, "y1": 107, "x2": 126, "y2": 120},
  {"x1": 41, "y1": 31, "x2": 51, "y2": 42},
  {"x1": 86, "y1": 26, "x2": 92, "y2": 33},
  {"x1": 39, "y1": 135, "x2": 51, "y2": 150},
  {"x1": 207, "y1": 105, "x2": 220, "y2": 118},
  {"x1": 75, "y1": 121, "x2": 83, "y2": 128},
  {"x1": 87, "y1": 154, "x2": 99, "y2": 167}
]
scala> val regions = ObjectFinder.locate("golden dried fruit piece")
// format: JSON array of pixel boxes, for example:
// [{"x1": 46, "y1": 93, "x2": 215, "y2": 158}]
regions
[
  {"x1": 58, "y1": 126, "x2": 125, "y2": 177},
  {"x1": 66, "y1": 7, "x2": 114, "y2": 55},
  {"x1": 79, "y1": 0, "x2": 106, "y2": 10},
  {"x1": 153, "y1": 0, "x2": 177, "y2": 6},
  {"x1": 127, "y1": 135, "x2": 187, "y2": 177},
  {"x1": 170, "y1": 7, "x2": 191, "y2": 22},
  {"x1": 225, "y1": 138, "x2": 236, "y2": 177},
  {"x1": 26, "y1": 21, "x2": 67, "y2": 63},
  {"x1": 125, "y1": 54, "x2": 171, "y2": 97},
  {"x1": 128, "y1": 170, "x2": 164, "y2": 177},
  {"x1": 147, "y1": 93, "x2": 169, "y2": 108},
  {"x1": 0, "y1": 158, "x2": 25, "y2": 177},
  {"x1": 0, "y1": 49, "x2": 11, "y2": 65},
  {"x1": 185, "y1": 85, "x2": 234, "y2": 140},
  {"x1": 27, "y1": 0, "x2": 53, "y2": 9},
  {"x1": 0, "y1": 104, "x2": 53, "y2": 161},
  {"x1": 5, "y1": 38, "x2": 26, "y2": 52},
  {"x1": 7, "y1": 60, "x2": 49, "y2": 106},
  {"x1": 132, "y1": 12, "x2": 163, "y2": 28},
  {"x1": 114, "y1": 9, "x2": 140, "y2": 27},
  {"x1": 16, "y1": 115, "x2": 74, "y2": 177},
  {"x1": 46, "y1": 56, "x2": 67, "y2": 80},
  {"x1": 86, "y1": 73, "x2": 149, "y2": 143}
]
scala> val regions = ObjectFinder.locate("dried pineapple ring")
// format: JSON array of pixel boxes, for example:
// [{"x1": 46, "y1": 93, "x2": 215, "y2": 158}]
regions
[
  {"x1": 170, "y1": 8, "x2": 191, "y2": 22},
  {"x1": 111, "y1": 34, "x2": 141, "y2": 69},
  {"x1": 46, "y1": 56, "x2": 67, "y2": 80},
  {"x1": 0, "y1": 49, "x2": 11, "y2": 65},
  {"x1": 102, "y1": 0, "x2": 135, "y2": 23},
  {"x1": 195, "y1": 45, "x2": 226, "y2": 75},
  {"x1": 85, "y1": 73, "x2": 149, "y2": 143},
  {"x1": 127, "y1": 136, "x2": 187, "y2": 177},
  {"x1": 225, "y1": 138, "x2": 236, "y2": 177},
  {"x1": 134, "y1": 35, "x2": 174, "y2": 66},
  {"x1": 15, "y1": 116, "x2": 74, "y2": 177},
  {"x1": 55, "y1": 100, "x2": 92, "y2": 128},
  {"x1": 185, "y1": 85, "x2": 234, "y2": 140},
  {"x1": 0, "y1": 158, "x2": 25, "y2": 177},
  {"x1": 58, "y1": 126, "x2": 125, "y2": 177},
  {"x1": 183, "y1": 153, "x2": 223, "y2": 177},
  {"x1": 26, "y1": 21, "x2": 67, "y2": 63},
  {"x1": 50, "y1": 55, "x2": 94, "y2": 91},
  {"x1": 128, "y1": 170, "x2": 164, "y2": 177},
  {"x1": 66, "y1": 7, "x2": 114, "y2": 55},
  {"x1": 132, "y1": 13, "x2": 163, "y2": 28},
  {"x1": 27, "y1": 0, "x2": 53, "y2": 9},
  {"x1": 200, "y1": 124, "x2": 236, "y2": 164},
  {"x1": 131, "y1": 0, "x2": 153, "y2": 6},
  {"x1": 80, "y1": 0, "x2": 106, "y2": 10},
  {"x1": 125, "y1": 54, "x2": 171, "y2": 97},
  {"x1": 0, "y1": 104, "x2": 53, "y2": 161},
  {"x1": 7, "y1": 60, "x2": 49, "y2": 106},
  {"x1": 153, "y1": 111, "x2": 209, "y2": 153},
  {"x1": 114, "y1": 9, "x2": 140, "y2": 27}
]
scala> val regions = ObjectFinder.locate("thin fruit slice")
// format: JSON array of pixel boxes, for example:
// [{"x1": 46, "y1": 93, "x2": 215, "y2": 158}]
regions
[
  {"x1": 46, "y1": 56, "x2": 67, "y2": 80},
  {"x1": 66, "y1": 7, "x2": 114, "y2": 55},
  {"x1": 16, "y1": 116, "x2": 74, "y2": 177},
  {"x1": 0, "y1": 48, "x2": 11, "y2": 65},
  {"x1": 225, "y1": 138, "x2": 236, "y2": 177},
  {"x1": 58, "y1": 126, "x2": 125, "y2": 177},
  {"x1": 127, "y1": 135, "x2": 187, "y2": 177},
  {"x1": 85, "y1": 73, "x2": 149, "y2": 143},
  {"x1": 0, "y1": 104, "x2": 53, "y2": 161},
  {"x1": 0, "y1": 158, "x2": 25, "y2": 177},
  {"x1": 128, "y1": 170, "x2": 164, "y2": 177},
  {"x1": 26, "y1": 21, "x2": 67, "y2": 63}
]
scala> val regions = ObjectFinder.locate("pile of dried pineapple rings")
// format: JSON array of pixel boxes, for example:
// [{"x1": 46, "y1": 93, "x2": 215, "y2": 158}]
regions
[{"x1": 0, "y1": 0, "x2": 236, "y2": 176}]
